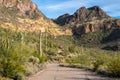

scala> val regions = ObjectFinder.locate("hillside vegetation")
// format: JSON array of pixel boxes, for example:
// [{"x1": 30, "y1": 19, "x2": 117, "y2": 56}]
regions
[
  {"x1": 0, "y1": 26, "x2": 120, "y2": 79},
  {"x1": 0, "y1": 0, "x2": 72, "y2": 36},
  {"x1": 0, "y1": 27, "x2": 67, "y2": 79},
  {"x1": 0, "y1": 0, "x2": 120, "y2": 79}
]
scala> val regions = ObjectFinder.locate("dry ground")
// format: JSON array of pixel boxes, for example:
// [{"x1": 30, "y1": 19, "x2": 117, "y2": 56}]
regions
[{"x1": 27, "y1": 64, "x2": 115, "y2": 80}]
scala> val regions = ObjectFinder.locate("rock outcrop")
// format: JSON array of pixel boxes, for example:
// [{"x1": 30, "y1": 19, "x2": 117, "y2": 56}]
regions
[
  {"x1": 0, "y1": 0, "x2": 44, "y2": 19},
  {"x1": 72, "y1": 19, "x2": 120, "y2": 35},
  {"x1": 54, "y1": 6, "x2": 120, "y2": 36},
  {"x1": 54, "y1": 6, "x2": 110, "y2": 26},
  {"x1": 55, "y1": 13, "x2": 70, "y2": 26}
]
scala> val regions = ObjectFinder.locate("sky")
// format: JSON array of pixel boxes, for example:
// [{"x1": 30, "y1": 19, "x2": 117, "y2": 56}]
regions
[{"x1": 32, "y1": 0, "x2": 120, "y2": 19}]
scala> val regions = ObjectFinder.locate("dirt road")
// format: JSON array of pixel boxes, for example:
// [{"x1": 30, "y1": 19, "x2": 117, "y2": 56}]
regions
[{"x1": 28, "y1": 64, "x2": 112, "y2": 80}]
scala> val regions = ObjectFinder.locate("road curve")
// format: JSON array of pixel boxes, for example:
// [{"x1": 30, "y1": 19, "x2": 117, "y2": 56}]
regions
[{"x1": 28, "y1": 64, "x2": 112, "y2": 80}]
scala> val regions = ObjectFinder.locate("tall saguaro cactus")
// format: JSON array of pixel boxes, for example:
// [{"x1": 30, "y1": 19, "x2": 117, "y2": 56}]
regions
[
  {"x1": 38, "y1": 30, "x2": 42, "y2": 56},
  {"x1": 45, "y1": 30, "x2": 48, "y2": 52},
  {"x1": 38, "y1": 27, "x2": 45, "y2": 56}
]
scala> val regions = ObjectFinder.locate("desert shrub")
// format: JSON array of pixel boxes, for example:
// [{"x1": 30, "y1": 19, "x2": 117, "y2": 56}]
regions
[
  {"x1": 65, "y1": 54, "x2": 90, "y2": 67},
  {"x1": 90, "y1": 54, "x2": 110, "y2": 73},
  {"x1": 25, "y1": 70, "x2": 32, "y2": 76},
  {"x1": 92, "y1": 56, "x2": 105, "y2": 71},
  {"x1": 107, "y1": 56, "x2": 120, "y2": 77},
  {"x1": 38, "y1": 55, "x2": 47, "y2": 64},
  {"x1": 46, "y1": 48, "x2": 57, "y2": 56},
  {"x1": 78, "y1": 55, "x2": 91, "y2": 66},
  {"x1": 0, "y1": 58, "x2": 25, "y2": 80},
  {"x1": 13, "y1": 73, "x2": 25, "y2": 80},
  {"x1": 65, "y1": 57, "x2": 74, "y2": 65},
  {"x1": 59, "y1": 47, "x2": 69, "y2": 56},
  {"x1": 33, "y1": 53, "x2": 47, "y2": 63},
  {"x1": 0, "y1": 76, "x2": 10, "y2": 80},
  {"x1": 28, "y1": 56, "x2": 39, "y2": 64},
  {"x1": 68, "y1": 45, "x2": 76, "y2": 53}
]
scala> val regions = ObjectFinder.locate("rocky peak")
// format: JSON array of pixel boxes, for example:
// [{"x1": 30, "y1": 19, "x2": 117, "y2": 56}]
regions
[
  {"x1": 73, "y1": 6, "x2": 88, "y2": 22},
  {"x1": 73, "y1": 6, "x2": 88, "y2": 17},
  {"x1": 57, "y1": 13, "x2": 70, "y2": 20},
  {"x1": 54, "y1": 6, "x2": 110, "y2": 26},
  {"x1": 88, "y1": 6, "x2": 101, "y2": 11},
  {"x1": 74, "y1": 6, "x2": 109, "y2": 19},
  {"x1": 75, "y1": 6, "x2": 87, "y2": 14},
  {"x1": 0, "y1": 0, "x2": 45, "y2": 19},
  {"x1": 88, "y1": 6, "x2": 109, "y2": 18},
  {"x1": 53, "y1": 13, "x2": 71, "y2": 25},
  {"x1": 54, "y1": 6, "x2": 120, "y2": 37}
]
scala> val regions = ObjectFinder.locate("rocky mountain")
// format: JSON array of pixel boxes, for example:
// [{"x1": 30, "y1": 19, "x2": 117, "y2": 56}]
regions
[
  {"x1": 72, "y1": 18, "x2": 120, "y2": 35},
  {"x1": 0, "y1": 0, "x2": 45, "y2": 19},
  {"x1": 54, "y1": 6, "x2": 120, "y2": 36},
  {"x1": 0, "y1": 0, "x2": 72, "y2": 36},
  {"x1": 54, "y1": 6, "x2": 110, "y2": 26}
]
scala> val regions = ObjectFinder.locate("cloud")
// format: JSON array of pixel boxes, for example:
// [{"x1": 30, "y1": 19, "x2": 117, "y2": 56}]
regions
[
  {"x1": 44, "y1": 0, "x2": 89, "y2": 10},
  {"x1": 102, "y1": 3, "x2": 120, "y2": 18},
  {"x1": 32, "y1": 0, "x2": 120, "y2": 18},
  {"x1": 103, "y1": 4, "x2": 119, "y2": 12}
]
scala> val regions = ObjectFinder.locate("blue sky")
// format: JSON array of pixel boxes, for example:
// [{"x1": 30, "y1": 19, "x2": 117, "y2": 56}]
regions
[{"x1": 32, "y1": 0, "x2": 120, "y2": 19}]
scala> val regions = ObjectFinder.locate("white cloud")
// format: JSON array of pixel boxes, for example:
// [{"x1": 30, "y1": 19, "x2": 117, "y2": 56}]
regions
[
  {"x1": 44, "y1": 0, "x2": 89, "y2": 10},
  {"x1": 102, "y1": 3, "x2": 120, "y2": 17},
  {"x1": 102, "y1": 4, "x2": 119, "y2": 12},
  {"x1": 35, "y1": 0, "x2": 120, "y2": 18}
]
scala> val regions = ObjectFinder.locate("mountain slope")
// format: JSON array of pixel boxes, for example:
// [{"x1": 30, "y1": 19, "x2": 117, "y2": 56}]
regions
[
  {"x1": 54, "y1": 6, "x2": 110, "y2": 26},
  {"x1": 0, "y1": 0, "x2": 72, "y2": 36},
  {"x1": 54, "y1": 6, "x2": 120, "y2": 36},
  {"x1": 54, "y1": 6, "x2": 120, "y2": 50}
]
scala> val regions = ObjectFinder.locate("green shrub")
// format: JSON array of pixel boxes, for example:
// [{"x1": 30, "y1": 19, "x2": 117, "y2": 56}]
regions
[
  {"x1": 39, "y1": 55, "x2": 47, "y2": 63},
  {"x1": 92, "y1": 55, "x2": 106, "y2": 71},
  {"x1": 46, "y1": 48, "x2": 57, "y2": 56},
  {"x1": 0, "y1": 58, "x2": 25, "y2": 80},
  {"x1": 68, "y1": 45, "x2": 76, "y2": 53},
  {"x1": 13, "y1": 73, "x2": 25, "y2": 80},
  {"x1": 65, "y1": 54, "x2": 90, "y2": 67},
  {"x1": 107, "y1": 57, "x2": 120, "y2": 77},
  {"x1": 28, "y1": 56, "x2": 40, "y2": 64},
  {"x1": 0, "y1": 76, "x2": 10, "y2": 80},
  {"x1": 33, "y1": 54, "x2": 47, "y2": 63},
  {"x1": 25, "y1": 70, "x2": 32, "y2": 76}
]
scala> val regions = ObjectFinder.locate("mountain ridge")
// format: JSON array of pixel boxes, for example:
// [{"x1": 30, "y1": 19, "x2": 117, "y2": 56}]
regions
[
  {"x1": 0, "y1": 0, "x2": 72, "y2": 36},
  {"x1": 54, "y1": 6, "x2": 110, "y2": 26},
  {"x1": 54, "y1": 6, "x2": 120, "y2": 36}
]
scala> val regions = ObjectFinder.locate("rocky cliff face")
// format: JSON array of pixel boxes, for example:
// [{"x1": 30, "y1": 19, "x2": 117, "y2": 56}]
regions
[
  {"x1": 0, "y1": 0, "x2": 72, "y2": 36},
  {"x1": 54, "y1": 6, "x2": 120, "y2": 36},
  {"x1": 54, "y1": 6, "x2": 110, "y2": 26},
  {"x1": 0, "y1": 0, "x2": 44, "y2": 19},
  {"x1": 72, "y1": 19, "x2": 120, "y2": 35}
]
